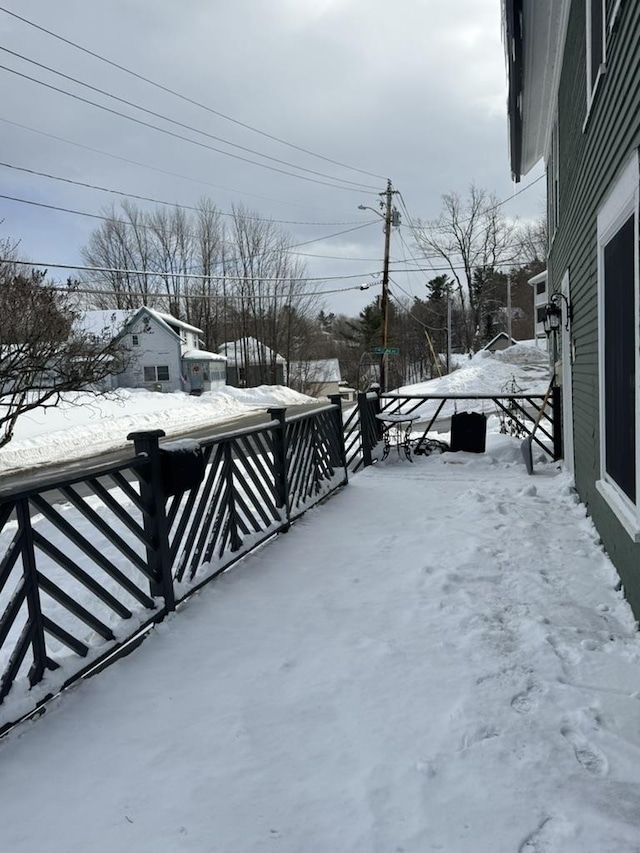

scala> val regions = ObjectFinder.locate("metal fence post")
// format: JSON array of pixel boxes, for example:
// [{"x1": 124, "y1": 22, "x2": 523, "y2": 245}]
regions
[
  {"x1": 127, "y1": 429, "x2": 175, "y2": 612},
  {"x1": 357, "y1": 392, "x2": 375, "y2": 467},
  {"x1": 552, "y1": 385, "x2": 563, "y2": 461},
  {"x1": 327, "y1": 394, "x2": 349, "y2": 483},
  {"x1": 267, "y1": 408, "x2": 291, "y2": 530}
]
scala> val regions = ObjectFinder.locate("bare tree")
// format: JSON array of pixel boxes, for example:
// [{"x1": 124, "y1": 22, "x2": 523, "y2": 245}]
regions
[
  {"x1": 514, "y1": 216, "x2": 548, "y2": 272},
  {"x1": 81, "y1": 200, "x2": 317, "y2": 380},
  {"x1": 0, "y1": 264, "x2": 129, "y2": 448},
  {"x1": 414, "y1": 185, "x2": 517, "y2": 351}
]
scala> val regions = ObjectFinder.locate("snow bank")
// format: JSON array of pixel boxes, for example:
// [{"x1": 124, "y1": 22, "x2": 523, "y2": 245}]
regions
[
  {"x1": 398, "y1": 343, "x2": 550, "y2": 397},
  {"x1": 0, "y1": 386, "x2": 314, "y2": 475}
]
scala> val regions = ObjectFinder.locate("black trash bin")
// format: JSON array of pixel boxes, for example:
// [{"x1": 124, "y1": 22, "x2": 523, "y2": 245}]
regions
[{"x1": 450, "y1": 412, "x2": 487, "y2": 453}]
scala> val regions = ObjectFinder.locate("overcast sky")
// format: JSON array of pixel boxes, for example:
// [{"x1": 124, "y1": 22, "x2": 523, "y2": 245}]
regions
[{"x1": 0, "y1": 0, "x2": 545, "y2": 316}]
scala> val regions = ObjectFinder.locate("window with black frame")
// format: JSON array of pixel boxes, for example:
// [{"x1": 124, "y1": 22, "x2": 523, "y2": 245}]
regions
[{"x1": 603, "y1": 214, "x2": 636, "y2": 502}]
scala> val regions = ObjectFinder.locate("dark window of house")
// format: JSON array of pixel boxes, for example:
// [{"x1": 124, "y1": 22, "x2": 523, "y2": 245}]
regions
[
  {"x1": 132, "y1": 334, "x2": 140, "y2": 346},
  {"x1": 536, "y1": 281, "x2": 546, "y2": 295},
  {"x1": 536, "y1": 306, "x2": 546, "y2": 324},
  {"x1": 603, "y1": 214, "x2": 635, "y2": 502},
  {"x1": 143, "y1": 365, "x2": 170, "y2": 382}
]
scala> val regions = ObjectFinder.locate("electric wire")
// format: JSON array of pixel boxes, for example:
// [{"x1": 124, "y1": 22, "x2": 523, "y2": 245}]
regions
[
  {"x1": 0, "y1": 6, "x2": 387, "y2": 182},
  {"x1": 396, "y1": 176, "x2": 545, "y2": 236},
  {"x1": 0, "y1": 46, "x2": 378, "y2": 191},
  {"x1": 0, "y1": 192, "x2": 379, "y2": 257},
  {"x1": 1, "y1": 256, "x2": 383, "y2": 289},
  {"x1": 0, "y1": 62, "x2": 379, "y2": 195},
  {"x1": 0, "y1": 161, "x2": 366, "y2": 227},
  {"x1": 0, "y1": 115, "x2": 329, "y2": 212}
]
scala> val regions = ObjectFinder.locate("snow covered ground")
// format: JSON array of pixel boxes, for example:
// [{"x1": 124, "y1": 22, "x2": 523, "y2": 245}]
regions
[
  {"x1": 1, "y1": 435, "x2": 640, "y2": 851},
  {"x1": 3, "y1": 345, "x2": 639, "y2": 850},
  {"x1": 0, "y1": 385, "x2": 314, "y2": 475},
  {"x1": 0, "y1": 344, "x2": 550, "y2": 476},
  {"x1": 399, "y1": 343, "x2": 551, "y2": 397}
]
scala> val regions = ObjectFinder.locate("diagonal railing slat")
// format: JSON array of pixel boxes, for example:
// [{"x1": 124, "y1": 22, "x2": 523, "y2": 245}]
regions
[
  {"x1": 37, "y1": 572, "x2": 115, "y2": 641},
  {"x1": 1, "y1": 402, "x2": 347, "y2": 732},
  {"x1": 42, "y1": 615, "x2": 89, "y2": 658},
  {"x1": 32, "y1": 531, "x2": 133, "y2": 620},
  {"x1": 29, "y1": 496, "x2": 156, "y2": 606},
  {"x1": 58, "y1": 485, "x2": 148, "y2": 573}
]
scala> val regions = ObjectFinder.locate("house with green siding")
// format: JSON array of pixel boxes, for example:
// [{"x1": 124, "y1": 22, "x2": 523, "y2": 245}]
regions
[{"x1": 502, "y1": 1, "x2": 640, "y2": 614}]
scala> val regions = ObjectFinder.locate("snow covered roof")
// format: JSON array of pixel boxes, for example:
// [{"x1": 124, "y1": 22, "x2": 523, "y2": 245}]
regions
[
  {"x1": 218, "y1": 337, "x2": 285, "y2": 365},
  {"x1": 481, "y1": 332, "x2": 518, "y2": 352},
  {"x1": 147, "y1": 308, "x2": 203, "y2": 336},
  {"x1": 182, "y1": 349, "x2": 227, "y2": 362},
  {"x1": 79, "y1": 307, "x2": 204, "y2": 340}
]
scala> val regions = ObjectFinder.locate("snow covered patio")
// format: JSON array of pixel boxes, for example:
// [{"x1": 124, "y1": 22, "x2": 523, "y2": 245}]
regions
[{"x1": 2, "y1": 435, "x2": 640, "y2": 852}]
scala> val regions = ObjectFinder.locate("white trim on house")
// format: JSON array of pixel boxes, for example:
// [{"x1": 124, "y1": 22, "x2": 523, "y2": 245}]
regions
[
  {"x1": 560, "y1": 270, "x2": 574, "y2": 476},
  {"x1": 517, "y1": 0, "x2": 572, "y2": 177},
  {"x1": 583, "y1": 0, "x2": 613, "y2": 131},
  {"x1": 596, "y1": 153, "x2": 640, "y2": 538}
]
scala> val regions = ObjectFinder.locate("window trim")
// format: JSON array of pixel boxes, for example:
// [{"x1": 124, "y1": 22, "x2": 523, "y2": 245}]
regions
[
  {"x1": 548, "y1": 119, "x2": 560, "y2": 240},
  {"x1": 143, "y1": 365, "x2": 170, "y2": 383},
  {"x1": 596, "y1": 153, "x2": 640, "y2": 539},
  {"x1": 608, "y1": 0, "x2": 623, "y2": 35},
  {"x1": 131, "y1": 333, "x2": 140, "y2": 347},
  {"x1": 584, "y1": 0, "x2": 607, "y2": 123}
]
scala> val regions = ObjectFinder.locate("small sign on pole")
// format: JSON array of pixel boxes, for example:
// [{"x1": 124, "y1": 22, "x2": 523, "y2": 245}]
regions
[{"x1": 373, "y1": 346, "x2": 400, "y2": 355}]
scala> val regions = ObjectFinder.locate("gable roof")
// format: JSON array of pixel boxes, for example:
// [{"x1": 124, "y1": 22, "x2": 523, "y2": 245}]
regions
[
  {"x1": 482, "y1": 332, "x2": 518, "y2": 351},
  {"x1": 218, "y1": 337, "x2": 285, "y2": 365},
  {"x1": 80, "y1": 307, "x2": 204, "y2": 342}
]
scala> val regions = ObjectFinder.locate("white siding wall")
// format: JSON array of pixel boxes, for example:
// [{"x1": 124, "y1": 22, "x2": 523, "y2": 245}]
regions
[{"x1": 115, "y1": 315, "x2": 183, "y2": 392}]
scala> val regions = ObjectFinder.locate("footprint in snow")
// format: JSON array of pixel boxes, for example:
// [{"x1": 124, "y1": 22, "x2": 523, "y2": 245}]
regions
[
  {"x1": 517, "y1": 816, "x2": 576, "y2": 853},
  {"x1": 560, "y1": 726, "x2": 609, "y2": 776},
  {"x1": 457, "y1": 725, "x2": 500, "y2": 751},
  {"x1": 511, "y1": 681, "x2": 543, "y2": 715}
]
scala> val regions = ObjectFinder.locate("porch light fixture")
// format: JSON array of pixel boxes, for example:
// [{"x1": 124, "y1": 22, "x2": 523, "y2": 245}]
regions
[
  {"x1": 543, "y1": 301, "x2": 561, "y2": 335},
  {"x1": 543, "y1": 292, "x2": 572, "y2": 335}
]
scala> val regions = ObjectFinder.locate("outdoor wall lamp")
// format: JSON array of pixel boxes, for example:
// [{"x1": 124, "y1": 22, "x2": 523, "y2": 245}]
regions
[{"x1": 543, "y1": 292, "x2": 572, "y2": 335}]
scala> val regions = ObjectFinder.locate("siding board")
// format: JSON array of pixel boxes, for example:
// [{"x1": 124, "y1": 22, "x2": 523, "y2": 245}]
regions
[{"x1": 549, "y1": 0, "x2": 640, "y2": 613}]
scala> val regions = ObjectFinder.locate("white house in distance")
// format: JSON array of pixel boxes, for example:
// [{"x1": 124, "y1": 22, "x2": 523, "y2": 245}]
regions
[
  {"x1": 288, "y1": 358, "x2": 356, "y2": 402},
  {"x1": 528, "y1": 270, "x2": 548, "y2": 349},
  {"x1": 218, "y1": 337, "x2": 285, "y2": 387},
  {"x1": 82, "y1": 307, "x2": 227, "y2": 393}
]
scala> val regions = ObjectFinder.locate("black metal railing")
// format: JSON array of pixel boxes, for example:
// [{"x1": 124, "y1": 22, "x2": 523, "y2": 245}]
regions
[
  {"x1": 345, "y1": 389, "x2": 561, "y2": 469},
  {"x1": 343, "y1": 391, "x2": 381, "y2": 471},
  {"x1": 0, "y1": 401, "x2": 347, "y2": 733}
]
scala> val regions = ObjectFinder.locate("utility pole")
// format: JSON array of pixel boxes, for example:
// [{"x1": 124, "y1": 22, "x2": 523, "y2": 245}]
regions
[
  {"x1": 358, "y1": 180, "x2": 399, "y2": 391},
  {"x1": 379, "y1": 180, "x2": 393, "y2": 392},
  {"x1": 506, "y1": 271, "x2": 512, "y2": 342},
  {"x1": 446, "y1": 290, "x2": 452, "y2": 374}
]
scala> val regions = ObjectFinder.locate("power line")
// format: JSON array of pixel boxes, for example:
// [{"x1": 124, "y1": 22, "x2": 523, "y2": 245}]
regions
[
  {"x1": 0, "y1": 191, "x2": 379, "y2": 256},
  {"x1": 0, "y1": 5, "x2": 387, "y2": 183},
  {"x1": 0, "y1": 115, "x2": 329, "y2": 212},
  {"x1": 0, "y1": 45, "x2": 379, "y2": 192},
  {"x1": 1, "y1": 255, "x2": 383, "y2": 284},
  {"x1": 0, "y1": 161, "x2": 365, "y2": 227},
  {"x1": 0, "y1": 62, "x2": 379, "y2": 195},
  {"x1": 396, "y1": 176, "x2": 545, "y2": 234}
]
